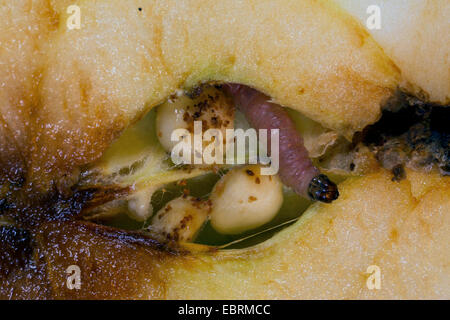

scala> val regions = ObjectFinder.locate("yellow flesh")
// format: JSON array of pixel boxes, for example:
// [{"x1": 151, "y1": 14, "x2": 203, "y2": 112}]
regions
[
  {"x1": 1, "y1": 0, "x2": 449, "y2": 299},
  {"x1": 58, "y1": 1, "x2": 448, "y2": 298},
  {"x1": 0, "y1": 0, "x2": 400, "y2": 188},
  {"x1": 40, "y1": 170, "x2": 450, "y2": 299},
  {"x1": 163, "y1": 170, "x2": 450, "y2": 299}
]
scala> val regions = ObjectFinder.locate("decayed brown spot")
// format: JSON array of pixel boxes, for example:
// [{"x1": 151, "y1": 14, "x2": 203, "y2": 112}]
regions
[
  {"x1": 33, "y1": 221, "x2": 186, "y2": 299},
  {"x1": 0, "y1": 226, "x2": 52, "y2": 299}
]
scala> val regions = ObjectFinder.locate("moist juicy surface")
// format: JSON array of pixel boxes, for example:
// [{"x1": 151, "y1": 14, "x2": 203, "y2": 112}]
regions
[{"x1": 359, "y1": 92, "x2": 450, "y2": 176}]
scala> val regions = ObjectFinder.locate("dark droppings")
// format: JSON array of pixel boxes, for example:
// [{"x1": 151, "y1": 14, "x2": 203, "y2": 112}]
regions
[
  {"x1": 358, "y1": 91, "x2": 450, "y2": 177},
  {"x1": 391, "y1": 164, "x2": 406, "y2": 182},
  {"x1": 186, "y1": 85, "x2": 204, "y2": 99}
]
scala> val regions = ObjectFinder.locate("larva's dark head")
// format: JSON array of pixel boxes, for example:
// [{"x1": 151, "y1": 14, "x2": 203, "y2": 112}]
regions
[{"x1": 308, "y1": 174, "x2": 339, "y2": 203}]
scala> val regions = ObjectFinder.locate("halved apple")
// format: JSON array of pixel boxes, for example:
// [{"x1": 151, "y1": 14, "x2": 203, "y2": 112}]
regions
[{"x1": 0, "y1": 0, "x2": 448, "y2": 299}]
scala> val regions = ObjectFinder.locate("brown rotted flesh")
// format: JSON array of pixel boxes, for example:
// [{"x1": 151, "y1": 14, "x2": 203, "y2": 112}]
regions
[{"x1": 358, "y1": 91, "x2": 450, "y2": 178}]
